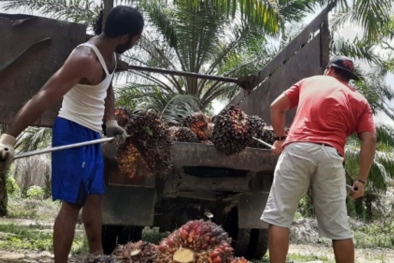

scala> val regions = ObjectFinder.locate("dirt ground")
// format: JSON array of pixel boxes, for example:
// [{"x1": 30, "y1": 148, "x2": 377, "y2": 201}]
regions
[{"x1": 1, "y1": 244, "x2": 394, "y2": 263}]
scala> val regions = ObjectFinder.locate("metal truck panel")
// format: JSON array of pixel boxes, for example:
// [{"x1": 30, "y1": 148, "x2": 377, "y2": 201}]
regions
[
  {"x1": 229, "y1": 4, "x2": 331, "y2": 127},
  {"x1": 238, "y1": 192, "x2": 269, "y2": 229},
  {"x1": 102, "y1": 185, "x2": 156, "y2": 226},
  {"x1": 171, "y1": 142, "x2": 277, "y2": 172},
  {"x1": 0, "y1": 13, "x2": 86, "y2": 127}
]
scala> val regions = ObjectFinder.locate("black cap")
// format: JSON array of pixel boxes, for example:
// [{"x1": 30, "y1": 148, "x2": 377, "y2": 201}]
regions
[{"x1": 326, "y1": 56, "x2": 360, "y2": 81}]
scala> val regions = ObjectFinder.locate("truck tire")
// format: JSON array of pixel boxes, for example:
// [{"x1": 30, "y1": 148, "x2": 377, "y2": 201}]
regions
[
  {"x1": 248, "y1": 229, "x2": 269, "y2": 259},
  {"x1": 102, "y1": 225, "x2": 120, "y2": 255},
  {"x1": 117, "y1": 226, "x2": 144, "y2": 245},
  {"x1": 224, "y1": 208, "x2": 269, "y2": 260}
]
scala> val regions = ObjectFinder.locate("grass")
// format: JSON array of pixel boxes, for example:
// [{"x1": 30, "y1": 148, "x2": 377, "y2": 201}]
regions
[
  {"x1": 6, "y1": 197, "x2": 60, "y2": 220},
  {"x1": 0, "y1": 223, "x2": 88, "y2": 255}
]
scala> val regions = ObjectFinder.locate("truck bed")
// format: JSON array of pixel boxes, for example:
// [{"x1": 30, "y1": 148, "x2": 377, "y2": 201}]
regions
[{"x1": 171, "y1": 142, "x2": 278, "y2": 173}]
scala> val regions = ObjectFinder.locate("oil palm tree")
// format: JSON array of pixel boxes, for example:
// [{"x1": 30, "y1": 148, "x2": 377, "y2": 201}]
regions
[{"x1": 345, "y1": 125, "x2": 394, "y2": 220}]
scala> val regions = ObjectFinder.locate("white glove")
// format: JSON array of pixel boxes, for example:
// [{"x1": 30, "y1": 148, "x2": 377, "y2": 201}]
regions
[
  {"x1": 105, "y1": 120, "x2": 128, "y2": 144},
  {"x1": 0, "y1": 134, "x2": 16, "y2": 173}
]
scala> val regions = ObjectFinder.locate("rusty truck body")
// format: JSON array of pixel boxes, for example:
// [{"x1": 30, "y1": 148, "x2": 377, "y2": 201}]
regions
[{"x1": 0, "y1": 3, "x2": 332, "y2": 260}]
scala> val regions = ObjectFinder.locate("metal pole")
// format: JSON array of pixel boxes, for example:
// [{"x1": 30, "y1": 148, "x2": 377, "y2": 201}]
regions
[
  {"x1": 127, "y1": 65, "x2": 239, "y2": 83},
  {"x1": 14, "y1": 137, "x2": 115, "y2": 160}
]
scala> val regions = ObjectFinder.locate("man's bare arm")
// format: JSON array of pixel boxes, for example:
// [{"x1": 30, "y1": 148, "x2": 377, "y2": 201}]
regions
[
  {"x1": 270, "y1": 94, "x2": 291, "y2": 137},
  {"x1": 358, "y1": 131, "x2": 377, "y2": 182},
  {"x1": 104, "y1": 83, "x2": 116, "y2": 122},
  {"x1": 6, "y1": 52, "x2": 93, "y2": 138}
]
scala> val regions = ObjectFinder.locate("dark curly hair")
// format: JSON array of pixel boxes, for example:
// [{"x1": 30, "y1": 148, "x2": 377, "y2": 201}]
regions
[{"x1": 104, "y1": 5, "x2": 144, "y2": 38}]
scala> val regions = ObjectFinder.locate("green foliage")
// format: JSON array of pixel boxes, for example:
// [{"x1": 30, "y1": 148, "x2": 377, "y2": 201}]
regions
[
  {"x1": 353, "y1": 221, "x2": 394, "y2": 248},
  {"x1": 0, "y1": 0, "x2": 101, "y2": 25},
  {"x1": 6, "y1": 176, "x2": 20, "y2": 198},
  {"x1": 297, "y1": 190, "x2": 315, "y2": 218},
  {"x1": 0, "y1": 223, "x2": 88, "y2": 254},
  {"x1": 7, "y1": 197, "x2": 60, "y2": 220},
  {"x1": 26, "y1": 186, "x2": 45, "y2": 200}
]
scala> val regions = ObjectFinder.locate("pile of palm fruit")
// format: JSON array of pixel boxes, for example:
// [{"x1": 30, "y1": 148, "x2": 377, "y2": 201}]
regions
[
  {"x1": 83, "y1": 220, "x2": 252, "y2": 263},
  {"x1": 112, "y1": 105, "x2": 282, "y2": 177}
]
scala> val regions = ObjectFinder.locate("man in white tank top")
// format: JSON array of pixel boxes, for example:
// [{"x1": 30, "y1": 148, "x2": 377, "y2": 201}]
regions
[{"x1": 0, "y1": 6, "x2": 144, "y2": 263}]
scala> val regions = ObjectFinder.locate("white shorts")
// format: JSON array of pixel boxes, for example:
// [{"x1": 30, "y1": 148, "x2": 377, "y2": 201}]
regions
[{"x1": 261, "y1": 142, "x2": 353, "y2": 240}]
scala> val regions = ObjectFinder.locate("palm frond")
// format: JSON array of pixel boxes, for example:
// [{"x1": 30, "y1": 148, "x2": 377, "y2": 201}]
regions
[
  {"x1": 345, "y1": 125, "x2": 394, "y2": 194},
  {"x1": 376, "y1": 125, "x2": 394, "y2": 150},
  {"x1": 160, "y1": 94, "x2": 203, "y2": 124},
  {"x1": 330, "y1": 36, "x2": 383, "y2": 66},
  {"x1": 0, "y1": 0, "x2": 100, "y2": 25},
  {"x1": 330, "y1": 0, "x2": 393, "y2": 42},
  {"x1": 14, "y1": 127, "x2": 52, "y2": 153},
  {"x1": 134, "y1": 92, "x2": 203, "y2": 124}
]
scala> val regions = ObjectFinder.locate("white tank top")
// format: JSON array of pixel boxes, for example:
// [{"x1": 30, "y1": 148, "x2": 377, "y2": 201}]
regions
[{"x1": 58, "y1": 43, "x2": 117, "y2": 132}]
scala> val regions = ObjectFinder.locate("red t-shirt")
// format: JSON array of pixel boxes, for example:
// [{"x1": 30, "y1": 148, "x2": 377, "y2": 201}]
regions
[{"x1": 282, "y1": 75, "x2": 376, "y2": 156}]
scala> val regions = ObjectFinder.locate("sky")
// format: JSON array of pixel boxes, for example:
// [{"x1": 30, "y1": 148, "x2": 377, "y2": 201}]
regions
[{"x1": 1, "y1": 1, "x2": 393, "y2": 127}]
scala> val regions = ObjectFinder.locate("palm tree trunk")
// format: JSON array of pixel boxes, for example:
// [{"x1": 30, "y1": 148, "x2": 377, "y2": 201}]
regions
[
  {"x1": 0, "y1": 124, "x2": 8, "y2": 216},
  {"x1": 0, "y1": 171, "x2": 7, "y2": 216},
  {"x1": 103, "y1": 0, "x2": 114, "y2": 31}
]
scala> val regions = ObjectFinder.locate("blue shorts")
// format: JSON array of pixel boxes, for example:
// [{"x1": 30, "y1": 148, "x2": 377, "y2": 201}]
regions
[{"x1": 51, "y1": 117, "x2": 105, "y2": 205}]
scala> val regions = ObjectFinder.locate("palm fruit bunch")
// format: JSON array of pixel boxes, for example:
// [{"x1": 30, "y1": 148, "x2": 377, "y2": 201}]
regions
[
  {"x1": 260, "y1": 125, "x2": 277, "y2": 146},
  {"x1": 211, "y1": 105, "x2": 251, "y2": 156},
  {"x1": 114, "y1": 107, "x2": 132, "y2": 128},
  {"x1": 181, "y1": 112, "x2": 210, "y2": 141},
  {"x1": 206, "y1": 123, "x2": 214, "y2": 139},
  {"x1": 247, "y1": 115, "x2": 271, "y2": 149},
  {"x1": 229, "y1": 257, "x2": 252, "y2": 263},
  {"x1": 125, "y1": 111, "x2": 172, "y2": 176},
  {"x1": 194, "y1": 243, "x2": 234, "y2": 263},
  {"x1": 156, "y1": 220, "x2": 233, "y2": 263},
  {"x1": 169, "y1": 126, "x2": 200, "y2": 143},
  {"x1": 117, "y1": 140, "x2": 153, "y2": 178},
  {"x1": 112, "y1": 241, "x2": 158, "y2": 262}
]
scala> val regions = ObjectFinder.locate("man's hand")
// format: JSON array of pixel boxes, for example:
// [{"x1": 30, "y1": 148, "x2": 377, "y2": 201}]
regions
[
  {"x1": 105, "y1": 120, "x2": 128, "y2": 144},
  {"x1": 0, "y1": 134, "x2": 16, "y2": 173},
  {"x1": 272, "y1": 140, "x2": 285, "y2": 155},
  {"x1": 349, "y1": 180, "x2": 366, "y2": 199}
]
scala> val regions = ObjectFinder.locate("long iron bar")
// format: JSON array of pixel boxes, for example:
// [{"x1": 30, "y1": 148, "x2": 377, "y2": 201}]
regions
[{"x1": 13, "y1": 137, "x2": 115, "y2": 160}]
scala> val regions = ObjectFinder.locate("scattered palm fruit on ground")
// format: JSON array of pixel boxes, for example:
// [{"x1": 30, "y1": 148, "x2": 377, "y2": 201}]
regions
[
  {"x1": 169, "y1": 127, "x2": 200, "y2": 143},
  {"x1": 211, "y1": 105, "x2": 251, "y2": 156},
  {"x1": 112, "y1": 241, "x2": 158, "y2": 262},
  {"x1": 84, "y1": 254, "x2": 121, "y2": 263},
  {"x1": 181, "y1": 112, "x2": 210, "y2": 140},
  {"x1": 229, "y1": 257, "x2": 252, "y2": 263},
  {"x1": 156, "y1": 220, "x2": 233, "y2": 263}
]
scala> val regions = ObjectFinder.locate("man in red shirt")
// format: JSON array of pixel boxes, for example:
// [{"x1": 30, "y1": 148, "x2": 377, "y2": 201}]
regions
[{"x1": 261, "y1": 56, "x2": 377, "y2": 263}]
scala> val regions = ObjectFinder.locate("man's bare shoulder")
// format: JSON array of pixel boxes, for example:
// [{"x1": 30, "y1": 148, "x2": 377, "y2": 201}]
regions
[{"x1": 63, "y1": 46, "x2": 99, "y2": 72}]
